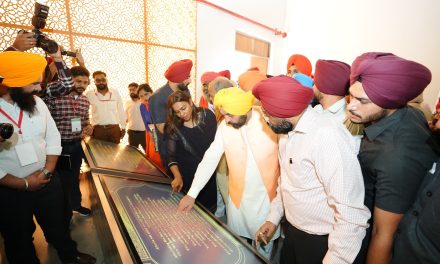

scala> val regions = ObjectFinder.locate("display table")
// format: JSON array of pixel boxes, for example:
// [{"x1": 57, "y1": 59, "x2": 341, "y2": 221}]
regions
[{"x1": 82, "y1": 138, "x2": 268, "y2": 264}]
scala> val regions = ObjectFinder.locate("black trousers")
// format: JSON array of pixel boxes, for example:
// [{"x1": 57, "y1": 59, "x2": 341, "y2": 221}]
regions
[
  {"x1": 57, "y1": 140, "x2": 84, "y2": 210},
  {"x1": 280, "y1": 222, "x2": 328, "y2": 264},
  {"x1": 127, "y1": 129, "x2": 146, "y2": 150},
  {"x1": 0, "y1": 175, "x2": 78, "y2": 264}
]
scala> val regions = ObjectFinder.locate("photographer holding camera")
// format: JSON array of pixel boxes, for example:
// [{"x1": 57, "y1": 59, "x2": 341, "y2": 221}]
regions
[{"x1": 0, "y1": 51, "x2": 96, "y2": 264}]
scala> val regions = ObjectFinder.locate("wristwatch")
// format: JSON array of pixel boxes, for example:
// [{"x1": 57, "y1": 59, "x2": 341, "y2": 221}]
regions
[{"x1": 43, "y1": 168, "x2": 54, "y2": 179}]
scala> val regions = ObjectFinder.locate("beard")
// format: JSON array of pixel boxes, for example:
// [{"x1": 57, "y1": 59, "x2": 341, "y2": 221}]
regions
[
  {"x1": 310, "y1": 96, "x2": 320, "y2": 107},
  {"x1": 349, "y1": 109, "x2": 387, "y2": 124},
  {"x1": 267, "y1": 119, "x2": 293, "y2": 134},
  {"x1": 177, "y1": 82, "x2": 189, "y2": 91},
  {"x1": 228, "y1": 115, "x2": 247, "y2": 129},
  {"x1": 96, "y1": 84, "x2": 108, "y2": 90},
  {"x1": 9, "y1": 88, "x2": 37, "y2": 114},
  {"x1": 129, "y1": 93, "x2": 139, "y2": 100},
  {"x1": 72, "y1": 86, "x2": 85, "y2": 95},
  {"x1": 313, "y1": 91, "x2": 323, "y2": 104}
]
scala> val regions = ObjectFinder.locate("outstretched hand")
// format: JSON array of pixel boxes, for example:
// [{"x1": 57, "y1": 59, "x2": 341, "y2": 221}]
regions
[{"x1": 177, "y1": 195, "x2": 195, "y2": 212}]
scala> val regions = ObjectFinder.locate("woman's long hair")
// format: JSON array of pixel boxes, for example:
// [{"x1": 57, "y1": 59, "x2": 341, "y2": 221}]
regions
[{"x1": 165, "y1": 90, "x2": 200, "y2": 135}]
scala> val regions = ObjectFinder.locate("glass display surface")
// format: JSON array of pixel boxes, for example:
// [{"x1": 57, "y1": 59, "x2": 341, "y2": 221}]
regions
[
  {"x1": 101, "y1": 175, "x2": 267, "y2": 264},
  {"x1": 85, "y1": 138, "x2": 164, "y2": 177}
]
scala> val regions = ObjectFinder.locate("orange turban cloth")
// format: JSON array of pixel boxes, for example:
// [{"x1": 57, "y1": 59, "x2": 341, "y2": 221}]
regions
[
  {"x1": 286, "y1": 54, "x2": 312, "y2": 76},
  {"x1": 0, "y1": 51, "x2": 47, "y2": 87},
  {"x1": 350, "y1": 52, "x2": 431, "y2": 109},
  {"x1": 314, "y1": 59, "x2": 351, "y2": 96},
  {"x1": 253, "y1": 75, "x2": 313, "y2": 118},
  {"x1": 164, "y1": 59, "x2": 193, "y2": 83},
  {"x1": 238, "y1": 69, "x2": 267, "y2": 92}
]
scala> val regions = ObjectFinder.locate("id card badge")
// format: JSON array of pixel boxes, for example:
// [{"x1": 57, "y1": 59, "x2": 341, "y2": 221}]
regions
[
  {"x1": 15, "y1": 140, "x2": 38, "y2": 166},
  {"x1": 71, "y1": 118, "x2": 81, "y2": 132}
]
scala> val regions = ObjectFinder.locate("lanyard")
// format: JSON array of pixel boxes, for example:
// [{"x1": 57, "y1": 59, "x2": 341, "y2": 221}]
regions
[
  {"x1": 68, "y1": 96, "x2": 79, "y2": 111},
  {"x1": 94, "y1": 90, "x2": 112, "y2": 101},
  {"x1": 0, "y1": 108, "x2": 24, "y2": 134}
]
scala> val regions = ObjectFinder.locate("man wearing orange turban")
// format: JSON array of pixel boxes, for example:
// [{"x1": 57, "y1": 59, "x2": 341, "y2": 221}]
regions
[
  {"x1": 0, "y1": 51, "x2": 96, "y2": 264},
  {"x1": 347, "y1": 52, "x2": 437, "y2": 264},
  {"x1": 237, "y1": 68, "x2": 267, "y2": 92},
  {"x1": 149, "y1": 59, "x2": 193, "y2": 171},
  {"x1": 286, "y1": 54, "x2": 312, "y2": 77},
  {"x1": 253, "y1": 75, "x2": 370, "y2": 264},
  {"x1": 178, "y1": 87, "x2": 281, "y2": 260}
]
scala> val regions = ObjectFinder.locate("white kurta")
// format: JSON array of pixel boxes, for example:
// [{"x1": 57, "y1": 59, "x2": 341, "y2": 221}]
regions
[
  {"x1": 227, "y1": 127, "x2": 280, "y2": 239},
  {"x1": 187, "y1": 121, "x2": 280, "y2": 240}
]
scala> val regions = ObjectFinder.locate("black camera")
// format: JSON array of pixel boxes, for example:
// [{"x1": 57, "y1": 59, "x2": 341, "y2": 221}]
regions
[
  {"x1": 31, "y1": 2, "x2": 76, "y2": 57},
  {"x1": 0, "y1": 123, "x2": 14, "y2": 140}
]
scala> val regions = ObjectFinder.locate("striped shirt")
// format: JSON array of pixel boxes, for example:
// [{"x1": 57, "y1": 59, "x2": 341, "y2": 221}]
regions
[
  {"x1": 45, "y1": 61, "x2": 74, "y2": 97},
  {"x1": 267, "y1": 106, "x2": 371, "y2": 264}
]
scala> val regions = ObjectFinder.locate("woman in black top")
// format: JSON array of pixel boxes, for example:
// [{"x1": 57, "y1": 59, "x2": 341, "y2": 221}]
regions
[{"x1": 165, "y1": 91, "x2": 217, "y2": 212}]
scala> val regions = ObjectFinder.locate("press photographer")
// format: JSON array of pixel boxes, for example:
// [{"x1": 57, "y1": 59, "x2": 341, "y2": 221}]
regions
[
  {"x1": 0, "y1": 51, "x2": 96, "y2": 264},
  {"x1": 6, "y1": 2, "x2": 76, "y2": 56}
]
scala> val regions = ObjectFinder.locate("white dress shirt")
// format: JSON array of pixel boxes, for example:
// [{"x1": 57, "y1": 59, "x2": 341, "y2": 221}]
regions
[
  {"x1": 267, "y1": 107, "x2": 370, "y2": 264},
  {"x1": 124, "y1": 100, "x2": 146, "y2": 131},
  {"x1": 0, "y1": 96, "x2": 62, "y2": 178},
  {"x1": 85, "y1": 88, "x2": 126, "y2": 128},
  {"x1": 313, "y1": 97, "x2": 347, "y2": 123},
  {"x1": 314, "y1": 98, "x2": 363, "y2": 152}
]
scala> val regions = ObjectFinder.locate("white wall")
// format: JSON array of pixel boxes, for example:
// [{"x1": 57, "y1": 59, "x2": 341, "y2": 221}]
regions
[
  {"x1": 196, "y1": 0, "x2": 287, "y2": 103},
  {"x1": 283, "y1": 0, "x2": 440, "y2": 110}
]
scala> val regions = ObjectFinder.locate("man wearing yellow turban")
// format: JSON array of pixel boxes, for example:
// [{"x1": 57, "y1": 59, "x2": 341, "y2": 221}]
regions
[
  {"x1": 178, "y1": 87, "x2": 281, "y2": 260},
  {"x1": 0, "y1": 51, "x2": 96, "y2": 264}
]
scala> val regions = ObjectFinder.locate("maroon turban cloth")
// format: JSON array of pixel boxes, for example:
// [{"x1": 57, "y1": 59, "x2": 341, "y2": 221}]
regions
[
  {"x1": 314, "y1": 60, "x2": 350, "y2": 96},
  {"x1": 252, "y1": 75, "x2": 314, "y2": 118},
  {"x1": 350, "y1": 52, "x2": 431, "y2": 109},
  {"x1": 164, "y1": 59, "x2": 193, "y2": 83},
  {"x1": 218, "y1": 70, "x2": 231, "y2": 80},
  {"x1": 200, "y1": 70, "x2": 230, "y2": 84}
]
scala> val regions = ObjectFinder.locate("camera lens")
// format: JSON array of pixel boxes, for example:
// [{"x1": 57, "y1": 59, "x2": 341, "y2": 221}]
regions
[
  {"x1": 0, "y1": 123, "x2": 14, "y2": 140},
  {"x1": 39, "y1": 36, "x2": 59, "y2": 54}
]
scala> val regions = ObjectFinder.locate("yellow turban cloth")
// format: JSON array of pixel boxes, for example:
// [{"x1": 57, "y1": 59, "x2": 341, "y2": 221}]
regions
[
  {"x1": 214, "y1": 87, "x2": 254, "y2": 116},
  {"x1": 0, "y1": 51, "x2": 47, "y2": 87}
]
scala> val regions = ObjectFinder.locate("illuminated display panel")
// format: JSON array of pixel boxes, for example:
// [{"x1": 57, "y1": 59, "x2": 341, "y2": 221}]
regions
[
  {"x1": 84, "y1": 137, "x2": 165, "y2": 178},
  {"x1": 101, "y1": 175, "x2": 268, "y2": 264}
]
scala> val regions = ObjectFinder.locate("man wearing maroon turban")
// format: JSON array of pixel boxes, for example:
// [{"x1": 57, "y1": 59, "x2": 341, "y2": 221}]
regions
[
  {"x1": 199, "y1": 70, "x2": 230, "y2": 110},
  {"x1": 149, "y1": 59, "x2": 193, "y2": 170},
  {"x1": 286, "y1": 54, "x2": 312, "y2": 77},
  {"x1": 253, "y1": 76, "x2": 370, "y2": 264},
  {"x1": 313, "y1": 59, "x2": 351, "y2": 123},
  {"x1": 347, "y1": 52, "x2": 437, "y2": 264}
]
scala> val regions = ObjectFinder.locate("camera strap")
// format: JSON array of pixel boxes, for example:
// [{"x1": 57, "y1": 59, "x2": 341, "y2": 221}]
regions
[{"x1": 0, "y1": 108, "x2": 23, "y2": 134}]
